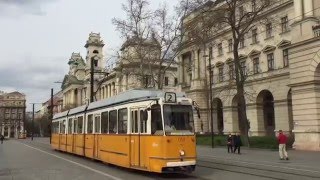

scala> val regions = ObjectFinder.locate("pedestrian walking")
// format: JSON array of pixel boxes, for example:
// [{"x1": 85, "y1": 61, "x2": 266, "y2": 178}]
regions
[
  {"x1": 0, "y1": 134, "x2": 4, "y2": 144},
  {"x1": 227, "y1": 133, "x2": 233, "y2": 153},
  {"x1": 278, "y1": 130, "x2": 289, "y2": 160},
  {"x1": 233, "y1": 133, "x2": 242, "y2": 154}
]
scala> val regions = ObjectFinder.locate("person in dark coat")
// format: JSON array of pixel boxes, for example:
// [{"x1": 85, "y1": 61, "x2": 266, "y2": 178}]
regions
[
  {"x1": 0, "y1": 134, "x2": 4, "y2": 144},
  {"x1": 226, "y1": 133, "x2": 233, "y2": 153},
  {"x1": 233, "y1": 133, "x2": 242, "y2": 154}
]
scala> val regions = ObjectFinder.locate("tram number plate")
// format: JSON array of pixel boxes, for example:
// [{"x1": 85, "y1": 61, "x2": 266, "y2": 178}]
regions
[{"x1": 164, "y1": 92, "x2": 176, "y2": 103}]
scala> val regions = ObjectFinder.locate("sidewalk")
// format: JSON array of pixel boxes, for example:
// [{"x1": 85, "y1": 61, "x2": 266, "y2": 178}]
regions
[{"x1": 197, "y1": 145, "x2": 320, "y2": 172}]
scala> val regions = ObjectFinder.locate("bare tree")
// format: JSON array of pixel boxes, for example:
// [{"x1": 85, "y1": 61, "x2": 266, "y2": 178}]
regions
[
  {"x1": 184, "y1": 0, "x2": 276, "y2": 146},
  {"x1": 112, "y1": 0, "x2": 191, "y2": 89}
]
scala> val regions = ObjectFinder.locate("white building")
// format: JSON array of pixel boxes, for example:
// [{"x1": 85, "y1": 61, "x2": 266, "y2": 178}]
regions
[
  {"x1": 61, "y1": 33, "x2": 179, "y2": 110},
  {"x1": 178, "y1": 0, "x2": 320, "y2": 151}
]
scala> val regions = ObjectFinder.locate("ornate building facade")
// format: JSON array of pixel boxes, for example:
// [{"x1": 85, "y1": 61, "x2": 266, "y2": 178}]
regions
[
  {"x1": 61, "y1": 33, "x2": 178, "y2": 110},
  {"x1": 178, "y1": 0, "x2": 320, "y2": 150},
  {"x1": 0, "y1": 91, "x2": 26, "y2": 138}
]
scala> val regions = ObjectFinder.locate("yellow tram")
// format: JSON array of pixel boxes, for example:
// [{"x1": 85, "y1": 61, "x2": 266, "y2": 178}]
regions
[{"x1": 51, "y1": 89, "x2": 198, "y2": 173}]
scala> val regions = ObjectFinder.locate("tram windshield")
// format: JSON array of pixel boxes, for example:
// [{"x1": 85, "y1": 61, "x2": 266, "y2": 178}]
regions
[{"x1": 163, "y1": 105, "x2": 194, "y2": 135}]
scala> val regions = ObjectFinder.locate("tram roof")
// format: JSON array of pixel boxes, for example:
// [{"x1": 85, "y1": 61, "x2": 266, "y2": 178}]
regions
[
  {"x1": 87, "y1": 89, "x2": 186, "y2": 111},
  {"x1": 53, "y1": 110, "x2": 69, "y2": 120},
  {"x1": 68, "y1": 105, "x2": 87, "y2": 116}
]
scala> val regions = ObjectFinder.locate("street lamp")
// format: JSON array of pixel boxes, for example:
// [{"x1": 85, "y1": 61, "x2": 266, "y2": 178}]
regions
[
  {"x1": 90, "y1": 56, "x2": 99, "y2": 103},
  {"x1": 29, "y1": 103, "x2": 41, "y2": 141},
  {"x1": 90, "y1": 55, "x2": 109, "y2": 103},
  {"x1": 204, "y1": 53, "x2": 214, "y2": 148}
]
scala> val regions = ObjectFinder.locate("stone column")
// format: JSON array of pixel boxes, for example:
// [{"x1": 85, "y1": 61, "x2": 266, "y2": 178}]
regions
[
  {"x1": 304, "y1": 0, "x2": 314, "y2": 17},
  {"x1": 291, "y1": 84, "x2": 320, "y2": 151},
  {"x1": 274, "y1": 100, "x2": 291, "y2": 132},
  {"x1": 193, "y1": 50, "x2": 199, "y2": 80},
  {"x1": 178, "y1": 56, "x2": 184, "y2": 84},
  {"x1": 247, "y1": 103, "x2": 264, "y2": 136},
  {"x1": 223, "y1": 106, "x2": 239, "y2": 134},
  {"x1": 108, "y1": 84, "x2": 111, "y2": 97},
  {"x1": 7, "y1": 126, "x2": 10, "y2": 138},
  {"x1": 1, "y1": 125, "x2": 4, "y2": 136},
  {"x1": 294, "y1": 0, "x2": 303, "y2": 21},
  {"x1": 63, "y1": 94, "x2": 66, "y2": 108},
  {"x1": 70, "y1": 89, "x2": 75, "y2": 106}
]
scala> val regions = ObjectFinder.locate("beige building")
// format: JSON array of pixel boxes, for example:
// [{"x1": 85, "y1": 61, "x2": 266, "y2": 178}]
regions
[
  {"x1": 61, "y1": 33, "x2": 178, "y2": 110},
  {"x1": 178, "y1": 0, "x2": 320, "y2": 150},
  {"x1": 0, "y1": 91, "x2": 26, "y2": 138}
]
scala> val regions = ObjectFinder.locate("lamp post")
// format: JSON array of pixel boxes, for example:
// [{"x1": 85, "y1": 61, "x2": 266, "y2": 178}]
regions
[
  {"x1": 204, "y1": 52, "x2": 214, "y2": 148},
  {"x1": 90, "y1": 56, "x2": 95, "y2": 103},
  {"x1": 90, "y1": 55, "x2": 109, "y2": 103},
  {"x1": 49, "y1": 88, "x2": 53, "y2": 144},
  {"x1": 30, "y1": 103, "x2": 41, "y2": 141}
]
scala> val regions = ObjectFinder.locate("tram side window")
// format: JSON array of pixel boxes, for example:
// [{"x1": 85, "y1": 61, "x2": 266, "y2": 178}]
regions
[
  {"x1": 151, "y1": 104, "x2": 162, "y2": 134},
  {"x1": 87, "y1": 114, "x2": 93, "y2": 134},
  {"x1": 73, "y1": 118, "x2": 78, "y2": 134},
  {"x1": 101, "y1": 112, "x2": 108, "y2": 133},
  {"x1": 77, "y1": 116, "x2": 83, "y2": 134},
  {"x1": 60, "y1": 120, "x2": 66, "y2": 134},
  {"x1": 118, "y1": 108, "x2": 128, "y2": 134},
  {"x1": 68, "y1": 118, "x2": 72, "y2": 134},
  {"x1": 52, "y1": 122, "x2": 59, "y2": 134},
  {"x1": 109, "y1": 110, "x2": 117, "y2": 134},
  {"x1": 131, "y1": 111, "x2": 138, "y2": 133},
  {"x1": 140, "y1": 110, "x2": 148, "y2": 133},
  {"x1": 94, "y1": 116, "x2": 101, "y2": 133}
]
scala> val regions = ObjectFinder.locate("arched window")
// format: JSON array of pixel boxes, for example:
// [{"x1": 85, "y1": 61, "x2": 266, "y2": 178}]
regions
[{"x1": 93, "y1": 50, "x2": 99, "y2": 54}]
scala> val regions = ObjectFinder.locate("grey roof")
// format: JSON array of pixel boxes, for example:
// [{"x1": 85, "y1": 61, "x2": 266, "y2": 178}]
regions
[
  {"x1": 68, "y1": 105, "x2": 87, "y2": 116},
  {"x1": 53, "y1": 110, "x2": 69, "y2": 120},
  {"x1": 87, "y1": 89, "x2": 186, "y2": 111}
]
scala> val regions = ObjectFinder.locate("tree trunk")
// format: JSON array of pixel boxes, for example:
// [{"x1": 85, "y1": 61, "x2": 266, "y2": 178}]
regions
[{"x1": 236, "y1": 84, "x2": 251, "y2": 147}]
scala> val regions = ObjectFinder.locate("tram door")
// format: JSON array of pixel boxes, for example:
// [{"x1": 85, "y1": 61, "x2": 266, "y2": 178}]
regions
[{"x1": 130, "y1": 108, "x2": 146, "y2": 167}]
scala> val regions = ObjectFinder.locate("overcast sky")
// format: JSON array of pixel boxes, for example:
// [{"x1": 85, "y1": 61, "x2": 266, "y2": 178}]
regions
[{"x1": 0, "y1": 0, "x2": 178, "y2": 111}]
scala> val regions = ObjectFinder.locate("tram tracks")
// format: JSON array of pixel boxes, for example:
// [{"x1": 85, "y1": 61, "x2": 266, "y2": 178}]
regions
[
  {"x1": 18, "y1": 140, "x2": 320, "y2": 179},
  {"x1": 197, "y1": 159, "x2": 320, "y2": 180}
]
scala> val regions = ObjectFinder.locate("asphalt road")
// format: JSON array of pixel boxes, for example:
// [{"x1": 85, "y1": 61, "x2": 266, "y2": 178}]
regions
[{"x1": 0, "y1": 138, "x2": 319, "y2": 180}]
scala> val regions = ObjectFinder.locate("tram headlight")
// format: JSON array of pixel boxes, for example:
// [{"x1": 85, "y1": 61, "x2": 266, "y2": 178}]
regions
[{"x1": 179, "y1": 150, "x2": 185, "y2": 156}]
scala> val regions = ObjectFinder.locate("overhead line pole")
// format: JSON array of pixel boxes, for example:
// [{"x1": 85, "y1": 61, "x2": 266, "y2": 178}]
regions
[
  {"x1": 90, "y1": 57, "x2": 94, "y2": 103},
  {"x1": 32, "y1": 103, "x2": 34, "y2": 141},
  {"x1": 50, "y1": 88, "x2": 53, "y2": 144}
]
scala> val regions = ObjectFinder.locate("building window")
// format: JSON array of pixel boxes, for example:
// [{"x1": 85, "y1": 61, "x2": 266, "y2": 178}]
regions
[
  {"x1": 281, "y1": 16, "x2": 289, "y2": 32},
  {"x1": 252, "y1": 28, "x2": 258, "y2": 44},
  {"x1": 239, "y1": 6, "x2": 244, "y2": 17},
  {"x1": 239, "y1": 36, "x2": 245, "y2": 48},
  {"x1": 228, "y1": 39, "x2": 233, "y2": 52},
  {"x1": 218, "y1": 66, "x2": 224, "y2": 82},
  {"x1": 210, "y1": 69, "x2": 214, "y2": 84},
  {"x1": 240, "y1": 61, "x2": 246, "y2": 75},
  {"x1": 174, "y1": 78, "x2": 178, "y2": 86},
  {"x1": 253, "y1": 57, "x2": 260, "y2": 74},
  {"x1": 144, "y1": 75, "x2": 152, "y2": 87},
  {"x1": 218, "y1": 43, "x2": 223, "y2": 55},
  {"x1": 266, "y1": 23, "x2": 272, "y2": 38},
  {"x1": 283, "y1": 49, "x2": 289, "y2": 67},
  {"x1": 94, "y1": 60, "x2": 98, "y2": 67},
  {"x1": 267, "y1": 53, "x2": 274, "y2": 71},
  {"x1": 252, "y1": 0, "x2": 256, "y2": 12},
  {"x1": 229, "y1": 64, "x2": 234, "y2": 80},
  {"x1": 164, "y1": 77, "x2": 169, "y2": 86},
  {"x1": 209, "y1": 47, "x2": 213, "y2": 59}
]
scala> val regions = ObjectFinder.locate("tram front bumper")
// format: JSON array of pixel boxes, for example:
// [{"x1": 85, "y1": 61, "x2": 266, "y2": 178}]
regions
[{"x1": 162, "y1": 160, "x2": 196, "y2": 173}]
